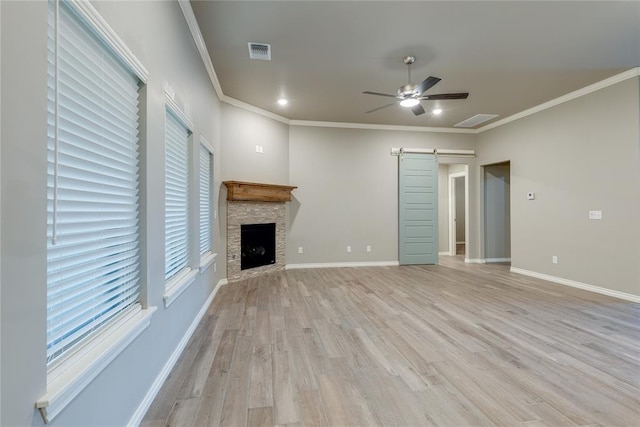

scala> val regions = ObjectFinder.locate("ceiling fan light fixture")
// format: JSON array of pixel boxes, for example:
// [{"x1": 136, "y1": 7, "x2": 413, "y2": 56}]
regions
[{"x1": 400, "y1": 98, "x2": 420, "y2": 108}]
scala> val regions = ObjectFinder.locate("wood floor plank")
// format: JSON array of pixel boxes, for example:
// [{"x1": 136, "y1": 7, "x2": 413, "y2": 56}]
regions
[
  {"x1": 143, "y1": 257, "x2": 640, "y2": 427},
  {"x1": 272, "y1": 349, "x2": 300, "y2": 424},
  {"x1": 219, "y1": 334, "x2": 253, "y2": 427},
  {"x1": 248, "y1": 344, "x2": 273, "y2": 408},
  {"x1": 247, "y1": 406, "x2": 274, "y2": 427},
  {"x1": 192, "y1": 372, "x2": 229, "y2": 427},
  {"x1": 165, "y1": 397, "x2": 199, "y2": 427}
]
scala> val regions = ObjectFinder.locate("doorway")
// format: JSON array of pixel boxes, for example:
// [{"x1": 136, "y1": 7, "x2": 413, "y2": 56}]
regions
[
  {"x1": 483, "y1": 162, "x2": 511, "y2": 262},
  {"x1": 448, "y1": 171, "x2": 467, "y2": 257}
]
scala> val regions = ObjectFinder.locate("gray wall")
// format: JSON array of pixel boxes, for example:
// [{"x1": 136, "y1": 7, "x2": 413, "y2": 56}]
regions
[
  {"x1": 1, "y1": 1, "x2": 223, "y2": 425},
  {"x1": 220, "y1": 103, "x2": 289, "y2": 185},
  {"x1": 287, "y1": 126, "x2": 478, "y2": 264},
  {"x1": 476, "y1": 77, "x2": 640, "y2": 296}
]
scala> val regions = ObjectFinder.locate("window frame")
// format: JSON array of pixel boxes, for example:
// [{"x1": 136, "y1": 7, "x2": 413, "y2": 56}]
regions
[
  {"x1": 37, "y1": 1, "x2": 154, "y2": 422},
  {"x1": 163, "y1": 93, "x2": 197, "y2": 307},
  {"x1": 199, "y1": 136, "x2": 216, "y2": 272}
]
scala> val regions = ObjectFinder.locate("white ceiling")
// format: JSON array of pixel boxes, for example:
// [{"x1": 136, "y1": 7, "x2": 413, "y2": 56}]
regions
[{"x1": 190, "y1": 1, "x2": 640, "y2": 129}]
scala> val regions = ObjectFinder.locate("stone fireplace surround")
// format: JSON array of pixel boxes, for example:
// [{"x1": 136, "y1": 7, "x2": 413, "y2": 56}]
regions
[{"x1": 224, "y1": 181, "x2": 296, "y2": 282}]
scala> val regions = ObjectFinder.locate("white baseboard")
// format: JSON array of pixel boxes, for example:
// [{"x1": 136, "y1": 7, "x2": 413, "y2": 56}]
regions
[
  {"x1": 485, "y1": 258, "x2": 511, "y2": 263},
  {"x1": 286, "y1": 261, "x2": 399, "y2": 270},
  {"x1": 464, "y1": 258, "x2": 511, "y2": 264},
  {"x1": 128, "y1": 278, "x2": 227, "y2": 426},
  {"x1": 510, "y1": 267, "x2": 640, "y2": 303}
]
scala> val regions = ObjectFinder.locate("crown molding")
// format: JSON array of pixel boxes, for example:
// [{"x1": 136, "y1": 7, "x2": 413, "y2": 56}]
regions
[
  {"x1": 221, "y1": 95, "x2": 290, "y2": 124},
  {"x1": 478, "y1": 67, "x2": 640, "y2": 133},
  {"x1": 289, "y1": 120, "x2": 476, "y2": 134},
  {"x1": 178, "y1": 0, "x2": 223, "y2": 100}
]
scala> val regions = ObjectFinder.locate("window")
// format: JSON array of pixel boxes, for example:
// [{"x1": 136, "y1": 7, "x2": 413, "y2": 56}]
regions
[
  {"x1": 199, "y1": 142, "x2": 213, "y2": 257},
  {"x1": 46, "y1": 0, "x2": 144, "y2": 366},
  {"x1": 164, "y1": 106, "x2": 192, "y2": 283}
]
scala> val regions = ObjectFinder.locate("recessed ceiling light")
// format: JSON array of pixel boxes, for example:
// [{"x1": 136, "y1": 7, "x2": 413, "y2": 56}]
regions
[
  {"x1": 399, "y1": 98, "x2": 419, "y2": 108},
  {"x1": 432, "y1": 108, "x2": 443, "y2": 115},
  {"x1": 277, "y1": 98, "x2": 288, "y2": 106}
]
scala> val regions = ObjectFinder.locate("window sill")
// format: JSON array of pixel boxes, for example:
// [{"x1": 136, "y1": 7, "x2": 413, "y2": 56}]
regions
[
  {"x1": 199, "y1": 251, "x2": 217, "y2": 273},
  {"x1": 36, "y1": 305, "x2": 156, "y2": 423},
  {"x1": 164, "y1": 268, "x2": 198, "y2": 308}
]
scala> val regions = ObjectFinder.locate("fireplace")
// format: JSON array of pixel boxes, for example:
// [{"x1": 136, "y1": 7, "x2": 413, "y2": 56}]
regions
[
  {"x1": 241, "y1": 223, "x2": 276, "y2": 270},
  {"x1": 224, "y1": 181, "x2": 297, "y2": 282}
]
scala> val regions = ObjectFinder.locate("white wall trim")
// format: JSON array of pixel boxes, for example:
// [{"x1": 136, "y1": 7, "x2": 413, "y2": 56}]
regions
[
  {"x1": 465, "y1": 258, "x2": 486, "y2": 264},
  {"x1": 221, "y1": 95, "x2": 290, "y2": 124},
  {"x1": 127, "y1": 278, "x2": 227, "y2": 427},
  {"x1": 37, "y1": 306, "x2": 157, "y2": 423},
  {"x1": 165, "y1": 91, "x2": 195, "y2": 131},
  {"x1": 485, "y1": 258, "x2": 511, "y2": 263},
  {"x1": 510, "y1": 267, "x2": 640, "y2": 303},
  {"x1": 66, "y1": 0, "x2": 148, "y2": 83},
  {"x1": 286, "y1": 261, "x2": 399, "y2": 270},
  {"x1": 478, "y1": 67, "x2": 640, "y2": 133},
  {"x1": 178, "y1": 0, "x2": 223, "y2": 100},
  {"x1": 163, "y1": 268, "x2": 198, "y2": 308},
  {"x1": 290, "y1": 120, "x2": 475, "y2": 134}
]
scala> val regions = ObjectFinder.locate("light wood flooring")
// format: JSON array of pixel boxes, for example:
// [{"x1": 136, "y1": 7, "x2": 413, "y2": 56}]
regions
[{"x1": 142, "y1": 257, "x2": 640, "y2": 426}]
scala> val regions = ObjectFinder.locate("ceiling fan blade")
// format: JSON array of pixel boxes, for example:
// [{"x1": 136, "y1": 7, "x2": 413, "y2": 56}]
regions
[
  {"x1": 363, "y1": 91, "x2": 399, "y2": 98},
  {"x1": 365, "y1": 102, "x2": 397, "y2": 114},
  {"x1": 420, "y1": 93, "x2": 469, "y2": 100},
  {"x1": 411, "y1": 104, "x2": 426, "y2": 116},
  {"x1": 415, "y1": 76, "x2": 441, "y2": 95}
]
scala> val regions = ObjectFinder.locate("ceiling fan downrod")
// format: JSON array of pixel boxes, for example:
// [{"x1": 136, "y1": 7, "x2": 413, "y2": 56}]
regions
[{"x1": 400, "y1": 56, "x2": 417, "y2": 96}]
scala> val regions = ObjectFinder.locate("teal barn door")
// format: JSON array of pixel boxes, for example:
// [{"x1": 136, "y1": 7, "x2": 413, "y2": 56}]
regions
[{"x1": 399, "y1": 153, "x2": 438, "y2": 265}]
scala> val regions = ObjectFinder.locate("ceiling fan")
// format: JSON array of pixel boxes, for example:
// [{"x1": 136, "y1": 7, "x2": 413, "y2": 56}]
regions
[{"x1": 363, "y1": 56, "x2": 469, "y2": 116}]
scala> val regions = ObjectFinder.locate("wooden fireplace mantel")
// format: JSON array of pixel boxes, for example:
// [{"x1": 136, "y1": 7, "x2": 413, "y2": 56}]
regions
[{"x1": 223, "y1": 181, "x2": 297, "y2": 202}]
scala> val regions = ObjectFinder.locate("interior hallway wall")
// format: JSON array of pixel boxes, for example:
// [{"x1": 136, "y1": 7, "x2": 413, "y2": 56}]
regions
[{"x1": 476, "y1": 76, "x2": 640, "y2": 297}]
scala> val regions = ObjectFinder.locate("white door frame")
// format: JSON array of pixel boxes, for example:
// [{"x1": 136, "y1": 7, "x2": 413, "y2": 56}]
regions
[{"x1": 448, "y1": 171, "x2": 467, "y2": 256}]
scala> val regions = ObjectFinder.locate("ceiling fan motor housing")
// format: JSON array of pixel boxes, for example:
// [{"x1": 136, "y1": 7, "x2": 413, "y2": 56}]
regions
[{"x1": 398, "y1": 83, "x2": 417, "y2": 97}]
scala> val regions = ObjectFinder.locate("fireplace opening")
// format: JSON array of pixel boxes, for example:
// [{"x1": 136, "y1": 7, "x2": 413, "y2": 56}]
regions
[{"x1": 241, "y1": 223, "x2": 276, "y2": 270}]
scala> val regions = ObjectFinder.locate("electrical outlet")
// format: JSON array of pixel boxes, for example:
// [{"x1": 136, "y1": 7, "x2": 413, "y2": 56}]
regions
[
  {"x1": 589, "y1": 210, "x2": 602, "y2": 220},
  {"x1": 552, "y1": 256, "x2": 558, "y2": 264},
  {"x1": 347, "y1": 246, "x2": 351, "y2": 253},
  {"x1": 298, "y1": 246, "x2": 303, "y2": 254},
  {"x1": 366, "y1": 245, "x2": 372, "y2": 252},
  {"x1": 255, "y1": 145, "x2": 261, "y2": 153}
]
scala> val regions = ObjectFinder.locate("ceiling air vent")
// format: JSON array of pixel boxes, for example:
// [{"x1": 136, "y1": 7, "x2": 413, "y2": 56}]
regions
[
  {"x1": 455, "y1": 114, "x2": 499, "y2": 128},
  {"x1": 248, "y1": 42, "x2": 271, "y2": 60}
]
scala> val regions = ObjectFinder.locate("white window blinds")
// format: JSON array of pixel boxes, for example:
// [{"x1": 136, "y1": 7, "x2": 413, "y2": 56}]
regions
[
  {"x1": 165, "y1": 111, "x2": 191, "y2": 281},
  {"x1": 199, "y1": 145, "x2": 213, "y2": 256},
  {"x1": 46, "y1": 1, "x2": 142, "y2": 365}
]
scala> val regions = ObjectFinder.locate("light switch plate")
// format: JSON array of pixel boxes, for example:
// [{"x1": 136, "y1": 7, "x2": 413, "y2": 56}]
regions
[
  {"x1": 527, "y1": 192, "x2": 535, "y2": 200},
  {"x1": 589, "y1": 210, "x2": 602, "y2": 220}
]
